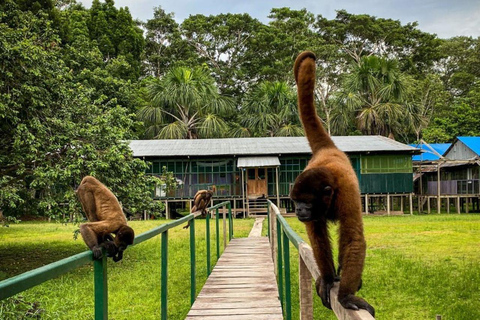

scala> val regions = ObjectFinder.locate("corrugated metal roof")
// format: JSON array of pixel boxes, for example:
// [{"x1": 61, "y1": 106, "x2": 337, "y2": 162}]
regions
[
  {"x1": 237, "y1": 156, "x2": 280, "y2": 168},
  {"x1": 457, "y1": 137, "x2": 480, "y2": 156},
  {"x1": 128, "y1": 136, "x2": 419, "y2": 157},
  {"x1": 410, "y1": 143, "x2": 451, "y2": 161}
]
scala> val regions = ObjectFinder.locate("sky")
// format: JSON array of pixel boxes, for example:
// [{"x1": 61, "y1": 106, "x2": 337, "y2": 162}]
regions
[{"x1": 78, "y1": 0, "x2": 480, "y2": 39}]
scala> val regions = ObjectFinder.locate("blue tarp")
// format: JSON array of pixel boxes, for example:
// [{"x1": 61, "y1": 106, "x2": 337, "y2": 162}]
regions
[{"x1": 410, "y1": 143, "x2": 451, "y2": 161}]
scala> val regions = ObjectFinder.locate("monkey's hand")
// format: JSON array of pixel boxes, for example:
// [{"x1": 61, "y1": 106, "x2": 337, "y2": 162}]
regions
[
  {"x1": 338, "y1": 294, "x2": 375, "y2": 317},
  {"x1": 92, "y1": 246, "x2": 103, "y2": 260},
  {"x1": 100, "y1": 241, "x2": 118, "y2": 258},
  {"x1": 315, "y1": 276, "x2": 334, "y2": 309}
]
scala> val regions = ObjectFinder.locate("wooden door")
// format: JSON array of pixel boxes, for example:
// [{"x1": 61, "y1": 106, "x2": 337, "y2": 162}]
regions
[{"x1": 247, "y1": 168, "x2": 267, "y2": 197}]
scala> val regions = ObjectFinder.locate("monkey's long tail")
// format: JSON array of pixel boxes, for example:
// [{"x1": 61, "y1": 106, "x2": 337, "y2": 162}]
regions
[{"x1": 294, "y1": 51, "x2": 335, "y2": 153}]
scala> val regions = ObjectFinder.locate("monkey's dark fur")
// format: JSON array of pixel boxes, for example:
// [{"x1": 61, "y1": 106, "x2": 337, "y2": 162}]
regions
[
  {"x1": 184, "y1": 189, "x2": 213, "y2": 229},
  {"x1": 290, "y1": 51, "x2": 374, "y2": 316},
  {"x1": 77, "y1": 176, "x2": 135, "y2": 262}
]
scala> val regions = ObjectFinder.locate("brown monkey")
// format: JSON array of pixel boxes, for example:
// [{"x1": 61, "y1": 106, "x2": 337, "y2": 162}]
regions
[
  {"x1": 76, "y1": 176, "x2": 135, "y2": 262},
  {"x1": 290, "y1": 51, "x2": 374, "y2": 316},
  {"x1": 183, "y1": 189, "x2": 214, "y2": 229}
]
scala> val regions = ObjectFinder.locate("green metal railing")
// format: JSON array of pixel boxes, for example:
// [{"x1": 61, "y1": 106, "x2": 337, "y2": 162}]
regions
[
  {"x1": 0, "y1": 201, "x2": 233, "y2": 320},
  {"x1": 267, "y1": 200, "x2": 375, "y2": 320}
]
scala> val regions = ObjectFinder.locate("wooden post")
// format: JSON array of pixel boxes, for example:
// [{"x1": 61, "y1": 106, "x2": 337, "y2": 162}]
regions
[
  {"x1": 447, "y1": 198, "x2": 450, "y2": 214},
  {"x1": 418, "y1": 196, "x2": 422, "y2": 213},
  {"x1": 165, "y1": 200, "x2": 169, "y2": 219},
  {"x1": 427, "y1": 197, "x2": 431, "y2": 214},
  {"x1": 457, "y1": 196, "x2": 461, "y2": 214},
  {"x1": 387, "y1": 194, "x2": 390, "y2": 216},
  {"x1": 299, "y1": 256, "x2": 313, "y2": 320},
  {"x1": 400, "y1": 196, "x2": 404, "y2": 213},
  {"x1": 466, "y1": 197, "x2": 469, "y2": 213},
  {"x1": 364, "y1": 194, "x2": 369, "y2": 215},
  {"x1": 409, "y1": 193, "x2": 413, "y2": 215}
]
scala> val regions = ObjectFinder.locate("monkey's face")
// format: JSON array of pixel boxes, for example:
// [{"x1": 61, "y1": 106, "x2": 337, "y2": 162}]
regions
[
  {"x1": 290, "y1": 167, "x2": 335, "y2": 222},
  {"x1": 113, "y1": 225, "x2": 135, "y2": 261}
]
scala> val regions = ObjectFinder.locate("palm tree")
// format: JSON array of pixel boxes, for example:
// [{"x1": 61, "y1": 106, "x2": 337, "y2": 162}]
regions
[
  {"x1": 138, "y1": 66, "x2": 234, "y2": 139},
  {"x1": 238, "y1": 81, "x2": 303, "y2": 137},
  {"x1": 332, "y1": 56, "x2": 409, "y2": 138}
]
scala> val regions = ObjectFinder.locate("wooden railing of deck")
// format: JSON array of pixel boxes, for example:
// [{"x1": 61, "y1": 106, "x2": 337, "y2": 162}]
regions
[{"x1": 267, "y1": 200, "x2": 375, "y2": 320}]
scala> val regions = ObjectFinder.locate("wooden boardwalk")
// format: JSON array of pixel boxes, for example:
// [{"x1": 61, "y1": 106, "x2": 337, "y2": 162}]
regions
[{"x1": 185, "y1": 234, "x2": 283, "y2": 319}]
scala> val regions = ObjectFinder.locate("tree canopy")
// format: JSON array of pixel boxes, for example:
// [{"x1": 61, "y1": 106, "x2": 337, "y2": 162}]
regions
[{"x1": 1, "y1": 0, "x2": 480, "y2": 218}]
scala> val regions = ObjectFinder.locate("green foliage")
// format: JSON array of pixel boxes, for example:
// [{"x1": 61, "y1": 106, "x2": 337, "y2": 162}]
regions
[
  {"x1": 138, "y1": 66, "x2": 234, "y2": 139},
  {"x1": 240, "y1": 81, "x2": 302, "y2": 137},
  {"x1": 0, "y1": 1, "x2": 158, "y2": 219}
]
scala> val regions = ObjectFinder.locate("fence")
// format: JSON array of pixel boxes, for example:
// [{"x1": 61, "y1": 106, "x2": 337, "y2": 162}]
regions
[
  {"x1": 267, "y1": 200, "x2": 375, "y2": 320},
  {"x1": 0, "y1": 201, "x2": 233, "y2": 320}
]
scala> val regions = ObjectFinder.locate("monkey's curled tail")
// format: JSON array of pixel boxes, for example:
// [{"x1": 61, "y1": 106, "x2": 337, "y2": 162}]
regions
[{"x1": 294, "y1": 51, "x2": 335, "y2": 153}]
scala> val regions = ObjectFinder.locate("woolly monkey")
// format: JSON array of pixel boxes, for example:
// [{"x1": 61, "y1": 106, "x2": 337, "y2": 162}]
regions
[
  {"x1": 290, "y1": 51, "x2": 374, "y2": 316},
  {"x1": 77, "y1": 176, "x2": 134, "y2": 262}
]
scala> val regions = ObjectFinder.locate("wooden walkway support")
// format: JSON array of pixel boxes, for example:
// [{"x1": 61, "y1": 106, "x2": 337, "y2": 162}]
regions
[{"x1": 186, "y1": 236, "x2": 283, "y2": 320}]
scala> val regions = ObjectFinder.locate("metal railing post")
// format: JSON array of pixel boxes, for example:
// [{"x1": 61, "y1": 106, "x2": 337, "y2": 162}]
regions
[
  {"x1": 228, "y1": 202, "x2": 233, "y2": 241},
  {"x1": 94, "y1": 255, "x2": 107, "y2": 320},
  {"x1": 223, "y1": 206, "x2": 227, "y2": 250},
  {"x1": 215, "y1": 208, "x2": 220, "y2": 260},
  {"x1": 267, "y1": 204, "x2": 271, "y2": 240},
  {"x1": 283, "y1": 230, "x2": 292, "y2": 320},
  {"x1": 276, "y1": 219, "x2": 284, "y2": 309},
  {"x1": 189, "y1": 218, "x2": 196, "y2": 306},
  {"x1": 206, "y1": 212, "x2": 211, "y2": 276},
  {"x1": 161, "y1": 231, "x2": 168, "y2": 320}
]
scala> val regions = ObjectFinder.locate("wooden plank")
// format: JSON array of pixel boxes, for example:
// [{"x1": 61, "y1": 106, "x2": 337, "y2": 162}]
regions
[
  {"x1": 191, "y1": 301, "x2": 280, "y2": 309},
  {"x1": 188, "y1": 307, "x2": 282, "y2": 315},
  {"x1": 186, "y1": 237, "x2": 283, "y2": 319},
  {"x1": 186, "y1": 314, "x2": 283, "y2": 320}
]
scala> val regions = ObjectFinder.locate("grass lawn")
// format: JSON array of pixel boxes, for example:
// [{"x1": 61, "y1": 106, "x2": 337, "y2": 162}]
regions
[
  {"x1": 0, "y1": 218, "x2": 254, "y2": 319},
  {"x1": 1, "y1": 214, "x2": 479, "y2": 320},
  {"x1": 280, "y1": 214, "x2": 480, "y2": 320}
]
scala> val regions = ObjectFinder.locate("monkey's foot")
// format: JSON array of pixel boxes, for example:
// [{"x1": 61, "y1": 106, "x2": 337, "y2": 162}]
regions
[
  {"x1": 315, "y1": 277, "x2": 334, "y2": 309},
  {"x1": 112, "y1": 250, "x2": 124, "y2": 262},
  {"x1": 338, "y1": 294, "x2": 375, "y2": 317}
]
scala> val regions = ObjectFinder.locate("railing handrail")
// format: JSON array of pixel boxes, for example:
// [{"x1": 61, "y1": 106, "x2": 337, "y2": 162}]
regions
[
  {"x1": 0, "y1": 213, "x2": 194, "y2": 301},
  {"x1": 0, "y1": 200, "x2": 234, "y2": 320},
  {"x1": 267, "y1": 200, "x2": 375, "y2": 320}
]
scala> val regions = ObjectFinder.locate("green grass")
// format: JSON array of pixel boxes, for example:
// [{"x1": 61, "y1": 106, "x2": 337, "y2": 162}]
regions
[
  {"x1": 0, "y1": 218, "x2": 254, "y2": 320},
  {"x1": 2, "y1": 214, "x2": 479, "y2": 320},
  {"x1": 280, "y1": 214, "x2": 480, "y2": 320}
]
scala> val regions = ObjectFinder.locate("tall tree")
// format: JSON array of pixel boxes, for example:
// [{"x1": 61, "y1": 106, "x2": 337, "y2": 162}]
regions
[
  {"x1": 138, "y1": 66, "x2": 235, "y2": 139},
  {"x1": 143, "y1": 7, "x2": 197, "y2": 77},
  {"x1": 316, "y1": 10, "x2": 441, "y2": 76},
  {"x1": 181, "y1": 13, "x2": 265, "y2": 95},
  {"x1": 0, "y1": 1, "x2": 159, "y2": 219},
  {"x1": 333, "y1": 56, "x2": 410, "y2": 138},
  {"x1": 238, "y1": 81, "x2": 302, "y2": 137}
]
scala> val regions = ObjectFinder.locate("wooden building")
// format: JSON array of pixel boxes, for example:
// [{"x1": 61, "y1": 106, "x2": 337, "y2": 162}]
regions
[
  {"x1": 129, "y1": 136, "x2": 418, "y2": 217},
  {"x1": 413, "y1": 137, "x2": 480, "y2": 213}
]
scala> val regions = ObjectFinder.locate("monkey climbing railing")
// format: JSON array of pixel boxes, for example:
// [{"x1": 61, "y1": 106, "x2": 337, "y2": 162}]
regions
[
  {"x1": 267, "y1": 200, "x2": 375, "y2": 320},
  {"x1": 0, "y1": 201, "x2": 233, "y2": 320}
]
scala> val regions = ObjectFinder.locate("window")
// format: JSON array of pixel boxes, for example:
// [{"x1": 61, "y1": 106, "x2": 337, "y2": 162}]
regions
[{"x1": 361, "y1": 155, "x2": 412, "y2": 174}]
